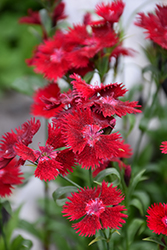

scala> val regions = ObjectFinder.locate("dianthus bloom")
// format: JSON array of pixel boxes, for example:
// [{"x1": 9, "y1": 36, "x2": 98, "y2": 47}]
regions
[
  {"x1": 146, "y1": 203, "x2": 167, "y2": 235},
  {"x1": 62, "y1": 107, "x2": 131, "y2": 169},
  {"x1": 62, "y1": 181, "x2": 127, "y2": 237},
  {"x1": 0, "y1": 158, "x2": 24, "y2": 197},
  {"x1": 160, "y1": 141, "x2": 167, "y2": 154},
  {"x1": 95, "y1": 0, "x2": 125, "y2": 24},
  {"x1": 14, "y1": 123, "x2": 75, "y2": 181},
  {"x1": 135, "y1": 4, "x2": 167, "y2": 49},
  {"x1": 0, "y1": 118, "x2": 40, "y2": 169}
]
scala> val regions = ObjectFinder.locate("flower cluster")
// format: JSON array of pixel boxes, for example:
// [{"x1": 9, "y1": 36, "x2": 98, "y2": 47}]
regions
[
  {"x1": 26, "y1": 0, "x2": 133, "y2": 81},
  {"x1": 0, "y1": 0, "x2": 143, "y2": 240}
]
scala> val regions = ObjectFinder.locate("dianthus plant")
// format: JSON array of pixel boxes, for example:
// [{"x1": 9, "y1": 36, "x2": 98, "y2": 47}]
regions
[{"x1": 2, "y1": 0, "x2": 167, "y2": 250}]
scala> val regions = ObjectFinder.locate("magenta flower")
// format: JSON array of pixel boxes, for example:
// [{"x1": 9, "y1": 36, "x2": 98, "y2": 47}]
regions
[
  {"x1": 160, "y1": 141, "x2": 167, "y2": 154},
  {"x1": 146, "y1": 203, "x2": 167, "y2": 235},
  {"x1": 62, "y1": 181, "x2": 127, "y2": 237}
]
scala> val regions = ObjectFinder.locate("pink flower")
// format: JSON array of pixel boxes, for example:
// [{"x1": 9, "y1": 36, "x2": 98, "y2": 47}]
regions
[
  {"x1": 146, "y1": 203, "x2": 167, "y2": 235},
  {"x1": 62, "y1": 181, "x2": 127, "y2": 237},
  {"x1": 160, "y1": 141, "x2": 167, "y2": 154},
  {"x1": 0, "y1": 158, "x2": 24, "y2": 197}
]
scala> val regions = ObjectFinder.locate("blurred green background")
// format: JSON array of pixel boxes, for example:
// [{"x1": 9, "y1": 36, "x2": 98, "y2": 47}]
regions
[{"x1": 0, "y1": 0, "x2": 42, "y2": 95}]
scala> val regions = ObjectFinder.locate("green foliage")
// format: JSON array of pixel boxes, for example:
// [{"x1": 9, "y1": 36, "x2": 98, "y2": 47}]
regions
[{"x1": 0, "y1": 0, "x2": 41, "y2": 94}]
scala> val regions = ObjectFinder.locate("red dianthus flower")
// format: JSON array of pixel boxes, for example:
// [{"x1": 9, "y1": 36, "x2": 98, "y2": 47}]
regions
[
  {"x1": 62, "y1": 107, "x2": 131, "y2": 169},
  {"x1": 71, "y1": 74, "x2": 141, "y2": 117},
  {"x1": 62, "y1": 181, "x2": 127, "y2": 237},
  {"x1": 95, "y1": 0, "x2": 125, "y2": 24},
  {"x1": 146, "y1": 203, "x2": 167, "y2": 235},
  {"x1": 135, "y1": 4, "x2": 167, "y2": 49},
  {"x1": 0, "y1": 158, "x2": 24, "y2": 197},
  {"x1": 31, "y1": 82, "x2": 63, "y2": 118},
  {"x1": 0, "y1": 118, "x2": 40, "y2": 169},
  {"x1": 14, "y1": 123, "x2": 75, "y2": 181}
]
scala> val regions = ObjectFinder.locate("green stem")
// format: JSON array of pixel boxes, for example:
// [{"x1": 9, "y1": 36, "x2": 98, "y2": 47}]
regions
[
  {"x1": 59, "y1": 174, "x2": 81, "y2": 189},
  {"x1": 44, "y1": 181, "x2": 50, "y2": 250},
  {"x1": 133, "y1": 85, "x2": 160, "y2": 162},
  {"x1": 0, "y1": 204, "x2": 9, "y2": 250},
  {"x1": 101, "y1": 228, "x2": 110, "y2": 250},
  {"x1": 89, "y1": 168, "x2": 93, "y2": 188}
]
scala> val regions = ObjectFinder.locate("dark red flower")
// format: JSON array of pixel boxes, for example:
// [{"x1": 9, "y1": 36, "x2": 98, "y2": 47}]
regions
[
  {"x1": 135, "y1": 4, "x2": 167, "y2": 49},
  {"x1": 65, "y1": 24, "x2": 118, "y2": 68},
  {"x1": 19, "y1": 9, "x2": 41, "y2": 25},
  {"x1": 0, "y1": 158, "x2": 24, "y2": 197},
  {"x1": 95, "y1": 0, "x2": 125, "y2": 24},
  {"x1": 62, "y1": 107, "x2": 131, "y2": 169},
  {"x1": 71, "y1": 74, "x2": 141, "y2": 117},
  {"x1": 52, "y1": 2, "x2": 67, "y2": 26},
  {"x1": 146, "y1": 203, "x2": 167, "y2": 235},
  {"x1": 160, "y1": 141, "x2": 167, "y2": 154},
  {"x1": 0, "y1": 118, "x2": 40, "y2": 169},
  {"x1": 31, "y1": 82, "x2": 63, "y2": 118},
  {"x1": 14, "y1": 123, "x2": 75, "y2": 181},
  {"x1": 28, "y1": 31, "x2": 70, "y2": 81},
  {"x1": 62, "y1": 181, "x2": 127, "y2": 237}
]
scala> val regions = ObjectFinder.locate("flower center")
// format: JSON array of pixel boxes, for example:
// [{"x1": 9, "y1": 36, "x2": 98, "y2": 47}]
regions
[
  {"x1": 100, "y1": 96, "x2": 118, "y2": 106},
  {"x1": 84, "y1": 38, "x2": 98, "y2": 48},
  {"x1": 36, "y1": 145, "x2": 57, "y2": 159},
  {"x1": 82, "y1": 124, "x2": 103, "y2": 147},
  {"x1": 162, "y1": 216, "x2": 167, "y2": 227},
  {"x1": 50, "y1": 48, "x2": 64, "y2": 63},
  {"x1": 0, "y1": 169, "x2": 5, "y2": 178},
  {"x1": 85, "y1": 198, "x2": 105, "y2": 217}
]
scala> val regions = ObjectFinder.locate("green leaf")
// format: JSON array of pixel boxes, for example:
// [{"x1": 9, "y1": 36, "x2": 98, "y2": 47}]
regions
[
  {"x1": 143, "y1": 236, "x2": 167, "y2": 248},
  {"x1": 39, "y1": 9, "x2": 52, "y2": 34},
  {"x1": 11, "y1": 76, "x2": 46, "y2": 96},
  {"x1": 126, "y1": 113, "x2": 136, "y2": 136},
  {"x1": 18, "y1": 220, "x2": 44, "y2": 240},
  {"x1": 94, "y1": 168, "x2": 120, "y2": 186},
  {"x1": 11, "y1": 235, "x2": 33, "y2": 250},
  {"x1": 2, "y1": 200, "x2": 12, "y2": 215},
  {"x1": 83, "y1": 71, "x2": 94, "y2": 83},
  {"x1": 52, "y1": 186, "x2": 78, "y2": 205},
  {"x1": 128, "y1": 218, "x2": 145, "y2": 245},
  {"x1": 88, "y1": 236, "x2": 106, "y2": 246},
  {"x1": 139, "y1": 117, "x2": 149, "y2": 132},
  {"x1": 130, "y1": 198, "x2": 143, "y2": 215},
  {"x1": 133, "y1": 190, "x2": 150, "y2": 213},
  {"x1": 130, "y1": 169, "x2": 147, "y2": 192},
  {"x1": 4, "y1": 205, "x2": 22, "y2": 245},
  {"x1": 137, "y1": 144, "x2": 153, "y2": 166},
  {"x1": 97, "y1": 55, "x2": 109, "y2": 80}
]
